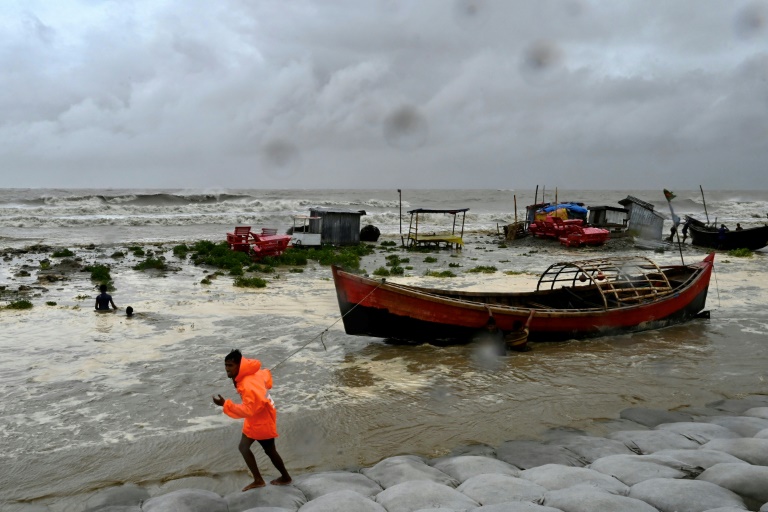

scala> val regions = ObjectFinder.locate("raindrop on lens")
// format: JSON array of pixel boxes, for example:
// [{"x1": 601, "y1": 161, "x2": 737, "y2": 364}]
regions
[
  {"x1": 383, "y1": 106, "x2": 429, "y2": 150},
  {"x1": 734, "y1": 2, "x2": 768, "y2": 39},
  {"x1": 519, "y1": 40, "x2": 565, "y2": 87},
  {"x1": 262, "y1": 139, "x2": 301, "y2": 180}
]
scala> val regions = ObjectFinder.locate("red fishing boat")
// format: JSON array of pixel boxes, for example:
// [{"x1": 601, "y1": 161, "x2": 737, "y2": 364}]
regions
[
  {"x1": 332, "y1": 253, "x2": 714, "y2": 343},
  {"x1": 226, "y1": 226, "x2": 292, "y2": 260}
]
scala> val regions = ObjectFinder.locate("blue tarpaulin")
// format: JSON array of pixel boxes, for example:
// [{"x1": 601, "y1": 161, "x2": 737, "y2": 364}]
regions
[{"x1": 540, "y1": 203, "x2": 588, "y2": 214}]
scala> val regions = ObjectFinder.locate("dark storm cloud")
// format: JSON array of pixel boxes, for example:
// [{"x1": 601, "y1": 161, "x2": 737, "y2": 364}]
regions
[{"x1": 1, "y1": 0, "x2": 767, "y2": 189}]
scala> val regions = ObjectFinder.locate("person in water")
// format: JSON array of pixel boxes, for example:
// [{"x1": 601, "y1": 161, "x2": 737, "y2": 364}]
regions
[
  {"x1": 125, "y1": 306, "x2": 134, "y2": 317},
  {"x1": 94, "y1": 284, "x2": 117, "y2": 311},
  {"x1": 213, "y1": 349, "x2": 292, "y2": 491}
]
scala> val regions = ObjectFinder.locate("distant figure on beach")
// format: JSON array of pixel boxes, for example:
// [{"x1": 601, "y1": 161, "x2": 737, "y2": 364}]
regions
[
  {"x1": 212, "y1": 349, "x2": 292, "y2": 491},
  {"x1": 717, "y1": 224, "x2": 729, "y2": 249},
  {"x1": 736, "y1": 223, "x2": 743, "y2": 231},
  {"x1": 681, "y1": 220, "x2": 691, "y2": 242},
  {"x1": 125, "y1": 306, "x2": 133, "y2": 317},
  {"x1": 666, "y1": 225, "x2": 677, "y2": 243},
  {"x1": 94, "y1": 284, "x2": 117, "y2": 311}
]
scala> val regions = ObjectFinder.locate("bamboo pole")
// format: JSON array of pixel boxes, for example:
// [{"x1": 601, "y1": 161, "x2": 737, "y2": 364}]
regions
[{"x1": 700, "y1": 185, "x2": 710, "y2": 225}]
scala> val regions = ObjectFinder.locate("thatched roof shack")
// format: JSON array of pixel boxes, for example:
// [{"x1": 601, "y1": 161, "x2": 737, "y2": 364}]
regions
[{"x1": 309, "y1": 207, "x2": 366, "y2": 246}]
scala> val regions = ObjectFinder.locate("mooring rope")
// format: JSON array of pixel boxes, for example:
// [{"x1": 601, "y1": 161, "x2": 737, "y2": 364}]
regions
[{"x1": 270, "y1": 278, "x2": 386, "y2": 372}]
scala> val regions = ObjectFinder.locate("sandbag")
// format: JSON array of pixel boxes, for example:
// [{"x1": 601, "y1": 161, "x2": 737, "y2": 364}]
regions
[
  {"x1": 588, "y1": 453, "x2": 700, "y2": 486},
  {"x1": 143, "y1": 489, "x2": 228, "y2": 512},
  {"x1": 704, "y1": 415, "x2": 768, "y2": 437},
  {"x1": 84, "y1": 484, "x2": 150, "y2": 512},
  {"x1": 619, "y1": 407, "x2": 694, "y2": 427},
  {"x1": 700, "y1": 438, "x2": 768, "y2": 466},
  {"x1": 697, "y1": 462, "x2": 768, "y2": 510},
  {"x1": 543, "y1": 486, "x2": 659, "y2": 512},
  {"x1": 296, "y1": 489, "x2": 386, "y2": 512},
  {"x1": 432, "y1": 455, "x2": 520, "y2": 483},
  {"x1": 374, "y1": 480, "x2": 479, "y2": 512},
  {"x1": 495, "y1": 440, "x2": 587, "y2": 469},
  {"x1": 607, "y1": 429, "x2": 701, "y2": 454},
  {"x1": 628, "y1": 478, "x2": 746, "y2": 512},
  {"x1": 457, "y1": 474, "x2": 547, "y2": 505},
  {"x1": 654, "y1": 422, "x2": 741, "y2": 443},
  {"x1": 225, "y1": 485, "x2": 307, "y2": 512},
  {"x1": 361, "y1": 455, "x2": 458, "y2": 489},
  {"x1": 519, "y1": 464, "x2": 628, "y2": 494},
  {"x1": 652, "y1": 449, "x2": 747, "y2": 469},
  {"x1": 743, "y1": 406, "x2": 768, "y2": 419},
  {"x1": 469, "y1": 502, "x2": 564, "y2": 512},
  {"x1": 292, "y1": 471, "x2": 382, "y2": 500},
  {"x1": 706, "y1": 395, "x2": 768, "y2": 414}
]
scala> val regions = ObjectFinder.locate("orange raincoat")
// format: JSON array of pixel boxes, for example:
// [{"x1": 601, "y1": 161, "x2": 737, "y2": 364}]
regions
[{"x1": 223, "y1": 358, "x2": 278, "y2": 440}]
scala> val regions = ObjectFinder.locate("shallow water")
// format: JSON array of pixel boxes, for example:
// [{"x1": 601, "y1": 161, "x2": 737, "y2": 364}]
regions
[{"x1": 1, "y1": 190, "x2": 768, "y2": 510}]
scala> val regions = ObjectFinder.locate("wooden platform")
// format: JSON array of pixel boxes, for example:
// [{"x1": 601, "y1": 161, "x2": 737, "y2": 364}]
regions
[{"x1": 408, "y1": 234, "x2": 464, "y2": 248}]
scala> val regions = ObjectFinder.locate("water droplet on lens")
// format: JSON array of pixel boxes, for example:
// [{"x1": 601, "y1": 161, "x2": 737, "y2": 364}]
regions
[
  {"x1": 519, "y1": 40, "x2": 565, "y2": 87},
  {"x1": 262, "y1": 139, "x2": 301, "y2": 180},
  {"x1": 735, "y1": 2, "x2": 768, "y2": 39},
  {"x1": 383, "y1": 106, "x2": 429, "y2": 150}
]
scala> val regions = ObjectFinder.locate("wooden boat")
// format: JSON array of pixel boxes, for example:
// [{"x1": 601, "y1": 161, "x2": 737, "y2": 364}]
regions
[
  {"x1": 331, "y1": 253, "x2": 714, "y2": 344},
  {"x1": 685, "y1": 216, "x2": 768, "y2": 251}
]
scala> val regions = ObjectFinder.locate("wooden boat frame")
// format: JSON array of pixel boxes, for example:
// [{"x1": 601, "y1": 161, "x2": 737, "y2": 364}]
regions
[{"x1": 332, "y1": 253, "x2": 714, "y2": 343}]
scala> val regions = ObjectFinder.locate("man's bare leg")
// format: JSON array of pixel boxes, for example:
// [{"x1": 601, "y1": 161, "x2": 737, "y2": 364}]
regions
[
  {"x1": 238, "y1": 434, "x2": 266, "y2": 491},
  {"x1": 261, "y1": 439, "x2": 292, "y2": 485}
]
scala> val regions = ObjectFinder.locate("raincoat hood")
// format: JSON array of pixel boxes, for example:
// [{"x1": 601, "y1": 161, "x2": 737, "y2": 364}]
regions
[{"x1": 234, "y1": 357, "x2": 261, "y2": 385}]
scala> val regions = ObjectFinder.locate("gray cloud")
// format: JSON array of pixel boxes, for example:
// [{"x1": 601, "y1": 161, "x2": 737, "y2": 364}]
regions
[{"x1": 1, "y1": 0, "x2": 767, "y2": 189}]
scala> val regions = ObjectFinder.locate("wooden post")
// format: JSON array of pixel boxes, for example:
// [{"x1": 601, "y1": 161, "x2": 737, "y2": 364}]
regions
[
  {"x1": 398, "y1": 189, "x2": 403, "y2": 246},
  {"x1": 699, "y1": 185, "x2": 710, "y2": 225},
  {"x1": 514, "y1": 195, "x2": 518, "y2": 224}
]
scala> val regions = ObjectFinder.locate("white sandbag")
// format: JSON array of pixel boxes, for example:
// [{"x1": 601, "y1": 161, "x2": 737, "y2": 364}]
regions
[
  {"x1": 87, "y1": 507, "x2": 142, "y2": 512},
  {"x1": 432, "y1": 455, "x2": 520, "y2": 483},
  {"x1": 361, "y1": 455, "x2": 459, "y2": 489},
  {"x1": 143, "y1": 489, "x2": 228, "y2": 512},
  {"x1": 291, "y1": 471, "x2": 382, "y2": 500},
  {"x1": 543, "y1": 486, "x2": 658, "y2": 512},
  {"x1": 652, "y1": 449, "x2": 747, "y2": 469},
  {"x1": 545, "y1": 434, "x2": 636, "y2": 462},
  {"x1": 495, "y1": 441, "x2": 587, "y2": 470},
  {"x1": 628, "y1": 478, "x2": 746, "y2": 512},
  {"x1": 743, "y1": 407, "x2": 768, "y2": 419},
  {"x1": 457, "y1": 474, "x2": 547, "y2": 505},
  {"x1": 242, "y1": 508, "x2": 293, "y2": 512},
  {"x1": 225, "y1": 485, "x2": 307, "y2": 512},
  {"x1": 619, "y1": 407, "x2": 693, "y2": 427},
  {"x1": 607, "y1": 429, "x2": 701, "y2": 453},
  {"x1": 697, "y1": 463, "x2": 768, "y2": 510},
  {"x1": 706, "y1": 396, "x2": 768, "y2": 414},
  {"x1": 700, "y1": 438, "x2": 768, "y2": 466},
  {"x1": 654, "y1": 422, "x2": 741, "y2": 443},
  {"x1": 519, "y1": 464, "x2": 628, "y2": 495},
  {"x1": 374, "y1": 480, "x2": 479, "y2": 512},
  {"x1": 296, "y1": 489, "x2": 386, "y2": 512},
  {"x1": 704, "y1": 416, "x2": 768, "y2": 437},
  {"x1": 589, "y1": 453, "x2": 700, "y2": 486},
  {"x1": 470, "y1": 501, "x2": 564, "y2": 512},
  {"x1": 755, "y1": 428, "x2": 768, "y2": 439},
  {"x1": 84, "y1": 483, "x2": 150, "y2": 511}
]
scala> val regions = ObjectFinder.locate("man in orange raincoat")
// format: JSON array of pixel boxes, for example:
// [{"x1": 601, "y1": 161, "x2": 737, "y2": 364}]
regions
[{"x1": 213, "y1": 349, "x2": 292, "y2": 491}]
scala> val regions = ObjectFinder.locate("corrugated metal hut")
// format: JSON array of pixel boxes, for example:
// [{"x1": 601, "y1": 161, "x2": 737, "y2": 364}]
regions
[
  {"x1": 308, "y1": 207, "x2": 366, "y2": 246},
  {"x1": 618, "y1": 196, "x2": 664, "y2": 240}
]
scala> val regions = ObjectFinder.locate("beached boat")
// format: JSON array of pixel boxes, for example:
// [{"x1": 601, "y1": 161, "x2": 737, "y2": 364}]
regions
[
  {"x1": 684, "y1": 216, "x2": 768, "y2": 251},
  {"x1": 331, "y1": 253, "x2": 714, "y2": 344}
]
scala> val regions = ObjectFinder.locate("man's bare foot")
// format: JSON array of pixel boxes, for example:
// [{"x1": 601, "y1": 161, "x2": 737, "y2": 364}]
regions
[
  {"x1": 270, "y1": 476, "x2": 292, "y2": 486},
  {"x1": 242, "y1": 480, "x2": 266, "y2": 491}
]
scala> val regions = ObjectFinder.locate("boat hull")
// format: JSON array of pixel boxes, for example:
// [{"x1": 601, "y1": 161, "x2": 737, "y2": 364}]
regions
[
  {"x1": 332, "y1": 255, "x2": 714, "y2": 344},
  {"x1": 688, "y1": 224, "x2": 768, "y2": 251}
]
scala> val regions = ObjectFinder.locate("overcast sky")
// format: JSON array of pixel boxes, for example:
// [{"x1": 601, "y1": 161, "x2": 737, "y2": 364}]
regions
[{"x1": 2, "y1": 0, "x2": 767, "y2": 189}]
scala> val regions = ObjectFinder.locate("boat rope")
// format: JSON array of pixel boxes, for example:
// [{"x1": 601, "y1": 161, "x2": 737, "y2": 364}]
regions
[
  {"x1": 270, "y1": 279, "x2": 386, "y2": 372},
  {"x1": 712, "y1": 260, "x2": 721, "y2": 309}
]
